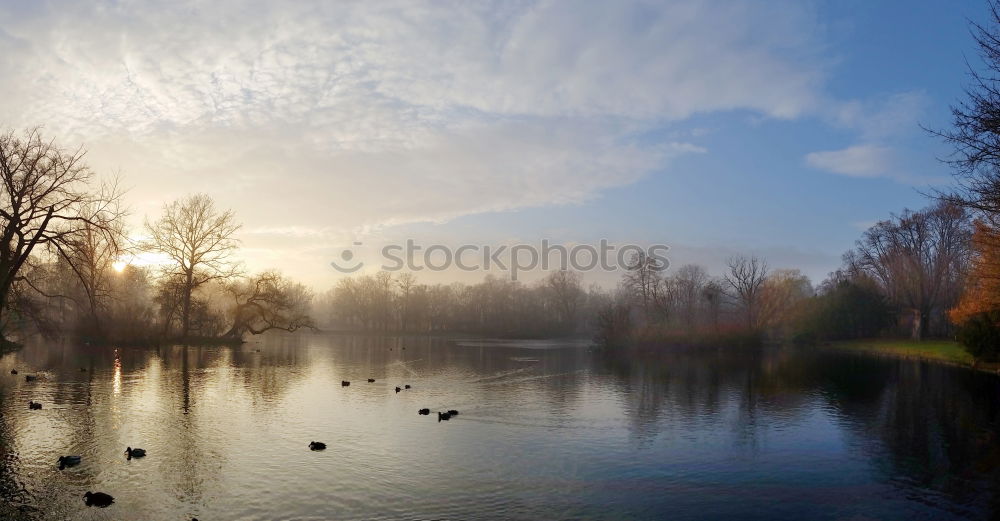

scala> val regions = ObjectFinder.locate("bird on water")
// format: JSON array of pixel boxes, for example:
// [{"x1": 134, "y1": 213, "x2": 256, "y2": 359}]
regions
[
  {"x1": 125, "y1": 447, "x2": 146, "y2": 459},
  {"x1": 84, "y1": 491, "x2": 114, "y2": 508},
  {"x1": 58, "y1": 455, "x2": 82, "y2": 469}
]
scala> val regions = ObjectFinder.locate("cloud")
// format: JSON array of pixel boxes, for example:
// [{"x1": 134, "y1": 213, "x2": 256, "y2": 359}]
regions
[
  {"x1": 831, "y1": 90, "x2": 930, "y2": 141},
  {"x1": 0, "y1": 0, "x2": 829, "y2": 284},
  {"x1": 805, "y1": 144, "x2": 894, "y2": 178}
]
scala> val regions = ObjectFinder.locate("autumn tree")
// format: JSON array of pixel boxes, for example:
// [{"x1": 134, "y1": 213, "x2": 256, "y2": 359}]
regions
[
  {"x1": 145, "y1": 194, "x2": 241, "y2": 338},
  {"x1": 0, "y1": 129, "x2": 124, "y2": 341},
  {"x1": 757, "y1": 269, "x2": 813, "y2": 337}
]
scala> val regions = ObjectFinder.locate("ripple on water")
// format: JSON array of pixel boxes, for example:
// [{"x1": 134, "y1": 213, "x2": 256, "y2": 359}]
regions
[{"x1": 0, "y1": 339, "x2": 997, "y2": 520}]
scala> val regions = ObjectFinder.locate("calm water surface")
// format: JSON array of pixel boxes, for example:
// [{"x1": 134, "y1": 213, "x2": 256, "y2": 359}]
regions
[{"x1": 2, "y1": 334, "x2": 1000, "y2": 520}]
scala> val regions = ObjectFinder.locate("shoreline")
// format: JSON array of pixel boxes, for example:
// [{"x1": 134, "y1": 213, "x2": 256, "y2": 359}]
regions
[{"x1": 823, "y1": 339, "x2": 1000, "y2": 373}]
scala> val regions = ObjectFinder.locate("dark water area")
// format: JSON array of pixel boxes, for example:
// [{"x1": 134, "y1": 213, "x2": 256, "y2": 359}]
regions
[{"x1": 1, "y1": 334, "x2": 1000, "y2": 520}]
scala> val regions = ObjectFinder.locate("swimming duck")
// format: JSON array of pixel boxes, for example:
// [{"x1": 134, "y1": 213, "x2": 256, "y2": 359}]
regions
[
  {"x1": 404, "y1": 384, "x2": 411, "y2": 389},
  {"x1": 125, "y1": 447, "x2": 146, "y2": 459},
  {"x1": 58, "y1": 455, "x2": 82, "y2": 469},
  {"x1": 309, "y1": 441, "x2": 327, "y2": 451},
  {"x1": 418, "y1": 408, "x2": 430, "y2": 415},
  {"x1": 395, "y1": 386, "x2": 401, "y2": 393},
  {"x1": 25, "y1": 375, "x2": 37, "y2": 382},
  {"x1": 28, "y1": 401, "x2": 41, "y2": 410},
  {"x1": 438, "y1": 411, "x2": 451, "y2": 421},
  {"x1": 9, "y1": 369, "x2": 16, "y2": 375},
  {"x1": 447, "y1": 409, "x2": 459, "y2": 416},
  {"x1": 341, "y1": 380, "x2": 350, "y2": 387},
  {"x1": 367, "y1": 378, "x2": 375, "y2": 383},
  {"x1": 83, "y1": 491, "x2": 114, "y2": 507}
]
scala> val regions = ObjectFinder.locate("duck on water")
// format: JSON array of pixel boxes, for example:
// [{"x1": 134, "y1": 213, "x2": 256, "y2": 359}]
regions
[
  {"x1": 84, "y1": 491, "x2": 114, "y2": 508},
  {"x1": 58, "y1": 455, "x2": 82, "y2": 469},
  {"x1": 125, "y1": 447, "x2": 146, "y2": 459}
]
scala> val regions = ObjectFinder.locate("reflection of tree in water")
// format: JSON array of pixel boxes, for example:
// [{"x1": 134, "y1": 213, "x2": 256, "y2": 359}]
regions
[
  {"x1": 816, "y1": 351, "x2": 1000, "y2": 516},
  {"x1": 598, "y1": 345, "x2": 1000, "y2": 515},
  {"x1": 598, "y1": 348, "x2": 820, "y2": 445},
  {"x1": 0, "y1": 398, "x2": 36, "y2": 520}
]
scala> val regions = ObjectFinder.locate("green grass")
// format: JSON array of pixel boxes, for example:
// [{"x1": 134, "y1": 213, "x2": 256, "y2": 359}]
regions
[{"x1": 830, "y1": 339, "x2": 974, "y2": 366}]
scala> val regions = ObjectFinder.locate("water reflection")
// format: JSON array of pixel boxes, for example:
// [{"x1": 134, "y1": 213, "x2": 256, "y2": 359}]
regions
[{"x1": 0, "y1": 335, "x2": 998, "y2": 520}]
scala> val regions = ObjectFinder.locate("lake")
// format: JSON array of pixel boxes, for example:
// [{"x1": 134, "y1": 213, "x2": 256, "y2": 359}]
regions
[{"x1": 1, "y1": 334, "x2": 999, "y2": 520}]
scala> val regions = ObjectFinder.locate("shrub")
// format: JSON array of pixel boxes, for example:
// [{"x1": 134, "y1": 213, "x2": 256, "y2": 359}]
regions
[{"x1": 956, "y1": 311, "x2": 1000, "y2": 361}]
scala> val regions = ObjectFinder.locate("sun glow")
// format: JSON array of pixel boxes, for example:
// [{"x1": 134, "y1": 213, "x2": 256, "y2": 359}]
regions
[{"x1": 112, "y1": 260, "x2": 128, "y2": 273}]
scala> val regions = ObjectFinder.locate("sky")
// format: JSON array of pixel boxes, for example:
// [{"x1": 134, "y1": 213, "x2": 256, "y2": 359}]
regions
[{"x1": 0, "y1": 0, "x2": 986, "y2": 289}]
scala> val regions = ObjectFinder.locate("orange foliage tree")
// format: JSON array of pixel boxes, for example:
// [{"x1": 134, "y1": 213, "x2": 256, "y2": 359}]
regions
[{"x1": 949, "y1": 221, "x2": 1000, "y2": 325}]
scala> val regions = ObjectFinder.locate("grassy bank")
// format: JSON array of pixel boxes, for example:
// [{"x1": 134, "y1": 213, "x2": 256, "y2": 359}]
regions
[{"x1": 829, "y1": 339, "x2": 975, "y2": 367}]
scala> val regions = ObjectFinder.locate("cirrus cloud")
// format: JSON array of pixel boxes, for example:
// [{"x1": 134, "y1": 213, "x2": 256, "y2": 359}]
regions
[{"x1": 0, "y1": 0, "x2": 832, "y2": 284}]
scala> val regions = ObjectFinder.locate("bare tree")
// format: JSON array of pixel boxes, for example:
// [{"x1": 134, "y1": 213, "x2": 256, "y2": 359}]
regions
[
  {"x1": 725, "y1": 255, "x2": 769, "y2": 329},
  {"x1": 0, "y1": 129, "x2": 124, "y2": 340},
  {"x1": 853, "y1": 201, "x2": 971, "y2": 340},
  {"x1": 701, "y1": 278, "x2": 725, "y2": 330},
  {"x1": 145, "y1": 194, "x2": 241, "y2": 338},
  {"x1": 932, "y1": 1, "x2": 1000, "y2": 224},
  {"x1": 224, "y1": 271, "x2": 314, "y2": 338},
  {"x1": 396, "y1": 272, "x2": 417, "y2": 332},
  {"x1": 672, "y1": 264, "x2": 708, "y2": 330},
  {"x1": 543, "y1": 270, "x2": 583, "y2": 333},
  {"x1": 61, "y1": 201, "x2": 126, "y2": 335},
  {"x1": 623, "y1": 251, "x2": 666, "y2": 322}
]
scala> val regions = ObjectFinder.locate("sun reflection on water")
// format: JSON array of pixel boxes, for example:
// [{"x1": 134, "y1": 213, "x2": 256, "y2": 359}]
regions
[{"x1": 113, "y1": 349, "x2": 121, "y2": 396}]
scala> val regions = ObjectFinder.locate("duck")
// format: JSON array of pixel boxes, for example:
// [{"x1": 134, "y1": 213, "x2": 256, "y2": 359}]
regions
[
  {"x1": 404, "y1": 384, "x2": 411, "y2": 389},
  {"x1": 418, "y1": 408, "x2": 430, "y2": 415},
  {"x1": 341, "y1": 380, "x2": 350, "y2": 387},
  {"x1": 367, "y1": 378, "x2": 375, "y2": 383},
  {"x1": 28, "y1": 401, "x2": 41, "y2": 410},
  {"x1": 395, "y1": 386, "x2": 401, "y2": 393},
  {"x1": 9, "y1": 369, "x2": 16, "y2": 375},
  {"x1": 438, "y1": 411, "x2": 452, "y2": 422},
  {"x1": 309, "y1": 441, "x2": 327, "y2": 451},
  {"x1": 125, "y1": 447, "x2": 146, "y2": 459},
  {"x1": 80, "y1": 367, "x2": 87, "y2": 372},
  {"x1": 25, "y1": 375, "x2": 37, "y2": 382},
  {"x1": 58, "y1": 455, "x2": 82, "y2": 469},
  {"x1": 447, "y1": 409, "x2": 459, "y2": 416},
  {"x1": 83, "y1": 491, "x2": 114, "y2": 508}
]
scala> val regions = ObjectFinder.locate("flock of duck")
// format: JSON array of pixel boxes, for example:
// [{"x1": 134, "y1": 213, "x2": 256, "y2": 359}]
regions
[
  {"x1": 309, "y1": 378, "x2": 461, "y2": 452},
  {"x1": 10, "y1": 361, "x2": 460, "y2": 515},
  {"x1": 13, "y1": 367, "x2": 155, "y2": 510}
]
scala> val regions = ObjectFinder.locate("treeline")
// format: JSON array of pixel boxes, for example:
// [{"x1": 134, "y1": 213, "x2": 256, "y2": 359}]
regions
[
  {"x1": 316, "y1": 271, "x2": 608, "y2": 337},
  {"x1": 596, "y1": 200, "x2": 973, "y2": 351},
  {"x1": 0, "y1": 129, "x2": 313, "y2": 346},
  {"x1": 595, "y1": 253, "x2": 812, "y2": 349}
]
